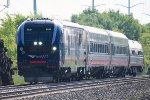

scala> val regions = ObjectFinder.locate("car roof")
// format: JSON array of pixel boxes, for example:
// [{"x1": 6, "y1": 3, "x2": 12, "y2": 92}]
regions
[
  {"x1": 128, "y1": 40, "x2": 143, "y2": 50},
  {"x1": 84, "y1": 26, "x2": 109, "y2": 35},
  {"x1": 106, "y1": 30, "x2": 128, "y2": 39}
]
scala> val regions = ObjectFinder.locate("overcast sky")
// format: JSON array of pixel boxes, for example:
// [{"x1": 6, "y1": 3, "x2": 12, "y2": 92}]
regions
[{"x1": 0, "y1": 0, "x2": 149, "y2": 24}]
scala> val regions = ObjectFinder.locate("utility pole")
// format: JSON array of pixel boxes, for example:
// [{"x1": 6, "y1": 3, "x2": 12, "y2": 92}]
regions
[
  {"x1": 116, "y1": 0, "x2": 143, "y2": 16},
  {"x1": 91, "y1": 0, "x2": 105, "y2": 11},
  {"x1": 128, "y1": 0, "x2": 130, "y2": 16},
  {"x1": 92, "y1": 0, "x2": 94, "y2": 11},
  {"x1": 33, "y1": 0, "x2": 37, "y2": 16}
]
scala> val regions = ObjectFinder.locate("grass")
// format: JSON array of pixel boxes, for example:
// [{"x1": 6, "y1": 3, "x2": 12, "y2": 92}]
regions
[{"x1": 12, "y1": 72, "x2": 28, "y2": 85}]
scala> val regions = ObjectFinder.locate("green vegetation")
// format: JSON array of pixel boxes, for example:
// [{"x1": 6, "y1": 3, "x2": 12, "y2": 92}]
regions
[
  {"x1": 71, "y1": 8, "x2": 143, "y2": 40},
  {"x1": 12, "y1": 73, "x2": 28, "y2": 85},
  {"x1": 0, "y1": 9, "x2": 150, "y2": 84},
  {"x1": 0, "y1": 13, "x2": 42, "y2": 85},
  {"x1": 0, "y1": 14, "x2": 27, "y2": 68}
]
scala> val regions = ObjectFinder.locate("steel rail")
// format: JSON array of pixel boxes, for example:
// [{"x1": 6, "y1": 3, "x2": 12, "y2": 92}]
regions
[{"x1": 0, "y1": 75, "x2": 149, "y2": 100}]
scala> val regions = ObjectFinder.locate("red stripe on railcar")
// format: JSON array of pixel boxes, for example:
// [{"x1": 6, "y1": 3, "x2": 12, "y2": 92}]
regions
[
  {"x1": 88, "y1": 60, "x2": 109, "y2": 65},
  {"x1": 111, "y1": 60, "x2": 128, "y2": 65},
  {"x1": 30, "y1": 60, "x2": 47, "y2": 64}
]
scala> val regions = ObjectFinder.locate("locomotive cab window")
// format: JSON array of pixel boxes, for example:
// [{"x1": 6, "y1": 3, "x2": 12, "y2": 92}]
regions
[{"x1": 24, "y1": 24, "x2": 54, "y2": 54}]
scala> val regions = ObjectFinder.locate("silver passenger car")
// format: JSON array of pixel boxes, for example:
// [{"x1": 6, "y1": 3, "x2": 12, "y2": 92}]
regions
[{"x1": 128, "y1": 40, "x2": 144, "y2": 74}]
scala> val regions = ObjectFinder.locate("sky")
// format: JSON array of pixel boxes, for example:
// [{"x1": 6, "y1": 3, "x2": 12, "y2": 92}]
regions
[{"x1": 0, "y1": 0, "x2": 149, "y2": 24}]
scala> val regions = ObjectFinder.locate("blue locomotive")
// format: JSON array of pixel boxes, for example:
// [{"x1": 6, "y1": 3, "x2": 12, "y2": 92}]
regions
[{"x1": 16, "y1": 19, "x2": 144, "y2": 83}]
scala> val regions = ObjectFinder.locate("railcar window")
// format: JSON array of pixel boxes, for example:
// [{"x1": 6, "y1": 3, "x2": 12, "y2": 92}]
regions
[
  {"x1": 79, "y1": 33, "x2": 82, "y2": 46},
  {"x1": 111, "y1": 45, "x2": 127, "y2": 54},
  {"x1": 82, "y1": 31, "x2": 86, "y2": 49},
  {"x1": 123, "y1": 47, "x2": 126, "y2": 54},
  {"x1": 95, "y1": 43, "x2": 97, "y2": 52},
  {"x1": 97, "y1": 44, "x2": 99, "y2": 52},
  {"x1": 89, "y1": 42, "x2": 109, "y2": 54},
  {"x1": 105, "y1": 45, "x2": 108, "y2": 53},
  {"x1": 70, "y1": 29, "x2": 74, "y2": 48},
  {"x1": 98, "y1": 44, "x2": 100, "y2": 53},
  {"x1": 68, "y1": 35, "x2": 71, "y2": 55},
  {"x1": 99, "y1": 44, "x2": 102, "y2": 53},
  {"x1": 93, "y1": 43, "x2": 96, "y2": 52},
  {"x1": 111, "y1": 44, "x2": 114, "y2": 55},
  {"x1": 138, "y1": 51, "x2": 143, "y2": 55},
  {"x1": 90, "y1": 42, "x2": 93, "y2": 52},
  {"x1": 102, "y1": 45, "x2": 104, "y2": 53},
  {"x1": 132, "y1": 50, "x2": 135, "y2": 55}
]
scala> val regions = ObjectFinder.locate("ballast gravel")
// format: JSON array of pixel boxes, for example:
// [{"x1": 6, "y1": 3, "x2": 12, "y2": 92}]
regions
[{"x1": 19, "y1": 79, "x2": 150, "y2": 100}]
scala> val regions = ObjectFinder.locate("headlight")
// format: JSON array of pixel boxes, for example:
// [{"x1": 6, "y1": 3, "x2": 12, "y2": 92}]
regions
[
  {"x1": 33, "y1": 41, "x2": 38, "y2": 45},
  {"x1": 52, "y1": 46, "x2": 57, "y2": 51},
  {"x1": 39, "y1": 41, "x2": 43, "y2": 45}
]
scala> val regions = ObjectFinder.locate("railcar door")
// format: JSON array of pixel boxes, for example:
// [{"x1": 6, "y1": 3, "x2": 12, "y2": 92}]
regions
[{"x1": 75, "y1": 29, "x2": 86, "y2": 68}]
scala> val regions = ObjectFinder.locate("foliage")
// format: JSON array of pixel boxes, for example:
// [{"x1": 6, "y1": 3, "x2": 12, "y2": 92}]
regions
[
  {"x1": 0, "y1": 14, "x2": 27, "y2": 67},
  {"x1": 0, "y1": 13, "x2": 43, "y2": 68},
  {"x1": 12, "y1": 72, "x2": 28, "y2": 85},
  {"x1": 139, "y1": 32, "x2": 150, "y2": 69},
  {"x1": 71, "y1": 9, "x2": 142, "y2": 40},
  {"x1": 139, "y1": 23, "x2": 150, "y2": 73}
]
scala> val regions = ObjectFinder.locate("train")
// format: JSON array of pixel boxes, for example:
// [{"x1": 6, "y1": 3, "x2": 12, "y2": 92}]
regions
[{"x1": 16, "y1": 19, "x2": 144, "y2": 83}]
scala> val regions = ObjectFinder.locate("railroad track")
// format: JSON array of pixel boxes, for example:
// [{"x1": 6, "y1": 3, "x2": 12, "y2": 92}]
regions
[{"x1": 0, "y1": 75, "x2": 150, "y2": 100}]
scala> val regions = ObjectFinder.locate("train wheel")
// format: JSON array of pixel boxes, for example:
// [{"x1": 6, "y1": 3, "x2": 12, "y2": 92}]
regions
[
  {"x1": 85, "y1": 73, "x2": 91, "y2": 80},
  {"x1": 67, "y1": 77, "x2": 71, "y2": 82},
  {"x1": 75, "y1": 73, "x2": 81, "y2": 81},
  {"x1": 132, "y1": 67, "x2": 137, "y2": 77},
  {"x1": 0, "y1": 76, "x2": 2, "y2": 85},
  {"x1": 70, "y1": 73, "x2": 75, "y2": 81},
  {"x1": 30, "y1": 82, "x2": 37, "y2": 85},
  {"x1": 53, "y1": 77, "x2": 60, "y2": 83},
  {"x1": 133, "y1": 72, "x2": 136, "y2": 77},
  {"x1": 121, "y1": 69, "x2": 126, "y2": 77}
]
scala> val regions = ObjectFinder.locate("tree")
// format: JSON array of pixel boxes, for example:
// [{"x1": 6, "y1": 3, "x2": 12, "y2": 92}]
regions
[
  {"x1": 139, "y1": 33, "x2": 150, "y2": 73},
  {"x1": 0, "y1": 14, "x2": 26, "y2": 67},
  {"x1": 71, "y1": 9, "x2": 142, "y2": 40}
]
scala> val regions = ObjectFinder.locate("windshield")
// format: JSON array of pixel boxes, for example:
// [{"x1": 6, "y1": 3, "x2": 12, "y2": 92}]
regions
[{"x1": 24, "y1": 24, "x2": 54, "y2": 54}]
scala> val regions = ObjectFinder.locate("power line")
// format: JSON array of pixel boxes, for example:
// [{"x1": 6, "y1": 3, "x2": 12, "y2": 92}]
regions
[
  {"x1": 91, "y1": 0, "x2": 105, "y2": 11},
  {"x1": 0, "y1": 0, "x2": 10, "y2": 13},
  {"x1": 143, "y1": 13, "x2": 150, "y2": 17},
  {"x1": 115, "y1": 0, "x2": 143, "y2": 16}
]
